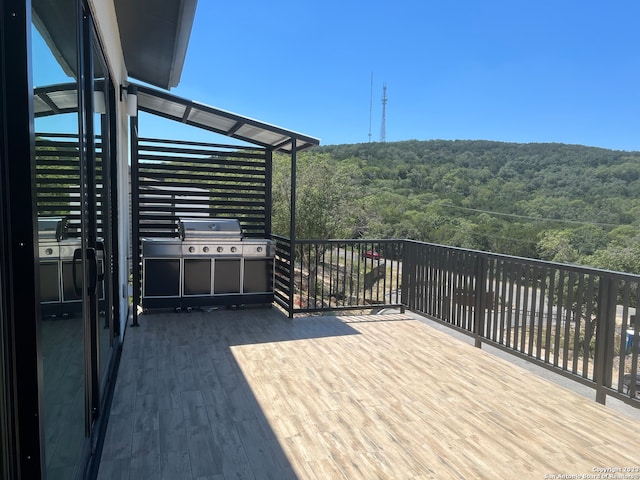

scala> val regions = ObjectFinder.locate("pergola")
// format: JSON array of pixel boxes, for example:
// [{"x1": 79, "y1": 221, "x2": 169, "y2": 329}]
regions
[{"x1": 127, "y1": 84, "x2": 320, "y2": 323}]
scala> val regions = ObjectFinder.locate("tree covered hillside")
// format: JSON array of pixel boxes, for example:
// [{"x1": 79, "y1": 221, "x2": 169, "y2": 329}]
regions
[{"x1": 272, "y1": 140, "x2": 640, "y2": 273}]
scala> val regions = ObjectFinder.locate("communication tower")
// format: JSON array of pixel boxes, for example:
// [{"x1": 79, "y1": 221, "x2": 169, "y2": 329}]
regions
[
  {"x1": 380, "y1": 83, "x2": 387, "y2": 143},
  {"x1": 368, "y1": 72, "x2": 373, "y2": 142}
]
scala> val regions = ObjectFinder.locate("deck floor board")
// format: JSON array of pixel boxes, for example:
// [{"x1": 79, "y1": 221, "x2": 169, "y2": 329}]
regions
[{"x1": 98, "y1": 309, "x2": 640, "y2": 479}]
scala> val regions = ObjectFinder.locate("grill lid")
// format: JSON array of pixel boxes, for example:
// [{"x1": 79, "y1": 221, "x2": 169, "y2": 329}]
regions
[
  {"x1": 178, "y1": 218, "x2": 243, "y2": 241},
  {"x1": 38, "y1": 217, "x2": 69, "y2": 241}
]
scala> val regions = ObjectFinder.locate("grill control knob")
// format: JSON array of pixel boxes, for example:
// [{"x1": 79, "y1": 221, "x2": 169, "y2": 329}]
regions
[
  {"x1": 231, "y1": 246, "x2": 238, "y2": 253},
  {"x1": 203, "y1": 246, "x2": 209, "y2": 253},
  {"x1": 217, "y1": 246, "x2": 223, "y2": 253},
  {"x1": 45, "y1": 248, "x2": 53, "y2": 255},
  {"x1": 188, "y1": 246, "x2": 195, "y2": 253},
  {"x1": 257, "y1": 246, "x2": 263, "y2": 253}
]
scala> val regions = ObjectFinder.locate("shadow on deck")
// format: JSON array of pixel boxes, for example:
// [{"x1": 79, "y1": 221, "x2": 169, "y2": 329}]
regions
[{"x1": 98, "y1": 307, "x2": 640, "y2": 479}]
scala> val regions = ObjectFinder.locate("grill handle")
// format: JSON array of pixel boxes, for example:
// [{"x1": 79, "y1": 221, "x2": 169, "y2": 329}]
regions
[{"x1": 55, "y1": 218, "x2": 69, "y2": 241}]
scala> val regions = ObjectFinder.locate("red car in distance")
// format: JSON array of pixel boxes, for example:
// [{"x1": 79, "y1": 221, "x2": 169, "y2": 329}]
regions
[{"x1": 362, "y1": 250, "x2": 381, "y2": 260}]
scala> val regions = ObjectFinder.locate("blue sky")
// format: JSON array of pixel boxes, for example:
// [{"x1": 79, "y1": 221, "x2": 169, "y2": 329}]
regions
[
  {"x1": 32, "y1": 1, "x2": 640, "y2": 151},
  {"x1": 156, "y1": 0, "x2": 640, "y2": 151}
]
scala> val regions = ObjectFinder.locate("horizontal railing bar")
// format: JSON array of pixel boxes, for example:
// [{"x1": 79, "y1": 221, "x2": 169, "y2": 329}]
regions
[{"x1": 406, "y1": 239, "x2": 640, "y2": 282}]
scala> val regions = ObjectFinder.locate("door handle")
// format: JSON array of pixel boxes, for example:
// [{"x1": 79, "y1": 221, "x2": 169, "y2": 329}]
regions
[
  {"x1": 72, "y1": 247, "x2": 98, "y2": 295},
  {"x1": 73, "y1": 248, "x2": 82, "y2": 296},
  {"x1": 87, "y1": 248, "x2": 97, "y2": 294},
  {"x1": 96, "y1": 241, "x2": 105, "y2": 282}
]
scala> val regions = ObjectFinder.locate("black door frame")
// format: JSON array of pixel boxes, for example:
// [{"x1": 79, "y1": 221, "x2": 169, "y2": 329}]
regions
[
  {"x1": 83, "y1": 3, "x2": 120, "y2": 437},
  {"x1": 0, "y1": 0, "x2": 45, "y2": 478}
]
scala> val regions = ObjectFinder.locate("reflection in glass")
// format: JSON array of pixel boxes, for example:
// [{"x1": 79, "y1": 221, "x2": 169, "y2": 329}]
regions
[
  {"x1": 32, "y1": 1, "x2": 86, "y2": 478},
  {"x1": 93, "y1": 44, "x2": 113, "y2": 397}
]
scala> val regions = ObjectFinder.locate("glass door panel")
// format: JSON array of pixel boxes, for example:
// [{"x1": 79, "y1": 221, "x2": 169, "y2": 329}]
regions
[{"x1": 32, "y1": 1, "x2": 86, "y2": 478}]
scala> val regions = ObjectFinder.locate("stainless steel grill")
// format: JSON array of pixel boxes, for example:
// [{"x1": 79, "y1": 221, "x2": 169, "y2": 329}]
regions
[
  {"x1": 179, "y1": 217, "x2": 243, "y2": 240},
  {"x1": 179, "y1": 218, "x2": 244, "y2": 257},
  {"x1": 141, "y1": 218, "x2": 275, "y2": 311},
  {"x1": 39, "y1": 217, "x2": 105, "y2": 317}
]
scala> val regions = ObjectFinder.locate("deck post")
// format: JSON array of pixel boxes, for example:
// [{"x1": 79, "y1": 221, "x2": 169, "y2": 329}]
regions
[
  {"x1": 288, "y1": 142, "x2": 297, "y2": 318},
  {"x1": 594, "y1": 277, "x2": 616, "y2": 404}
]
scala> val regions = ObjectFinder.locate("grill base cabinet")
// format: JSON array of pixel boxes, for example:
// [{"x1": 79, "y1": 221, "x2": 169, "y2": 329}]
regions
[
  {"x1": 141, "y1": 219, "x2": 275, "y2": 311},
  {"x1": 144, "y1": 259, "x2": 181, "y2": 297},
  {"x1": 142, "y1": 255, "x2": 275, "y2": 310},
  {"x1": 214, "y1": 259, "x2": 241, "y2": 294},
  {"x1": 40, "y1": 262, "x2": 60, "y2": 303},
  {"x1": 244, "y1": 259, "x2": 272, "y2": 293},
  {"x1": 39, "y1": 221, "x2": 106, "y2": 318},
  {"x1": 41, "y1": 256, "x2": 106, "y2": 317},
  {"x1": 183, "y1": 259, "x2": 211, "y2": 296}
]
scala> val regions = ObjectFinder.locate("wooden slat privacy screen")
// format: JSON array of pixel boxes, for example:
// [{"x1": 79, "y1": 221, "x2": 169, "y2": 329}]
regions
[
  {"x1": 135, "y1": 138, "x2": 271, "y2": 238},
  {"x1": 35, "y1": 133, "x2": 104, "y2": 237}
]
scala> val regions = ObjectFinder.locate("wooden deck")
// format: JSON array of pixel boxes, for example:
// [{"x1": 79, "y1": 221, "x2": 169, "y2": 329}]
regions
[{"x1": 97, "y1": 308, "x2": 640, "y2": 479}]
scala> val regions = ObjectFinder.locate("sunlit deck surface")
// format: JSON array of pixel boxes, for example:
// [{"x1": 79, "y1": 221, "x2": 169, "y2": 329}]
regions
[{"x1": 97, "y1": 308, "x2": 640, "y2": 479}]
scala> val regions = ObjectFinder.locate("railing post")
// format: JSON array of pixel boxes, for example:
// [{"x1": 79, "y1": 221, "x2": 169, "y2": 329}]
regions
[
  {"x1": 399, "y1": 243, "x2": 406, "y2": 313},
  {"x1": 594, "y1": 277, "x2": 616, "y2": 404},
  {"x1": 473, "y1": 255, "x2": 488, "y2": 348},
  {"x1": 398, "y1": 240, "x2": 406, "y2": 313},
  {"x1": 401, "y1": 241, "x2": 411, "y2": 312}
]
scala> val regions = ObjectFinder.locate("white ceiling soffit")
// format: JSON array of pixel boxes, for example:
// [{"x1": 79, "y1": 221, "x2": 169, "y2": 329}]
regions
[
  {"x1": 114, "y1": 0, "x2": 198, "y2": 89},
  {"x1": 32, "y1": 0, "x2": 78, "y2": 79},
  {"x1": 135, "y1": 84, "x2": 320, "y2": 153},
  {"x1": 32, "y1": 0, "x2": 197, "y2": 90}
]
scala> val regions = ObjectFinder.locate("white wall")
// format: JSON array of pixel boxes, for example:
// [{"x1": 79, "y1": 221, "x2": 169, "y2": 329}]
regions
[{"x1": 88, "y1": 0, "x2": 131, "y2": 339}]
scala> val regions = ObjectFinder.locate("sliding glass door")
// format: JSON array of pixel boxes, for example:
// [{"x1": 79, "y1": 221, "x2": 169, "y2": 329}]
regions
[
  {"x1": 32, "y1": 1, "x2": 116, "y2": 477},
  {"x1": 33, "y1": 1, "x2": 87, "y2": 477},
  {"x1": 0, "y1": 0, "x2": 119, "y2": 476}
]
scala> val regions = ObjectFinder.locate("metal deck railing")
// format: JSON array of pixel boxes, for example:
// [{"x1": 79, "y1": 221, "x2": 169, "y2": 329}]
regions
[{"x1": 273, "y1": 236, "x2": 640, "y2": 407}]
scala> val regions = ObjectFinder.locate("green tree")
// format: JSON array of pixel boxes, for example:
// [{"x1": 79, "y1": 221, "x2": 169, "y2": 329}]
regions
[{"x1": 537, "y1": 230, "x2": 579, "y2": 264}]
